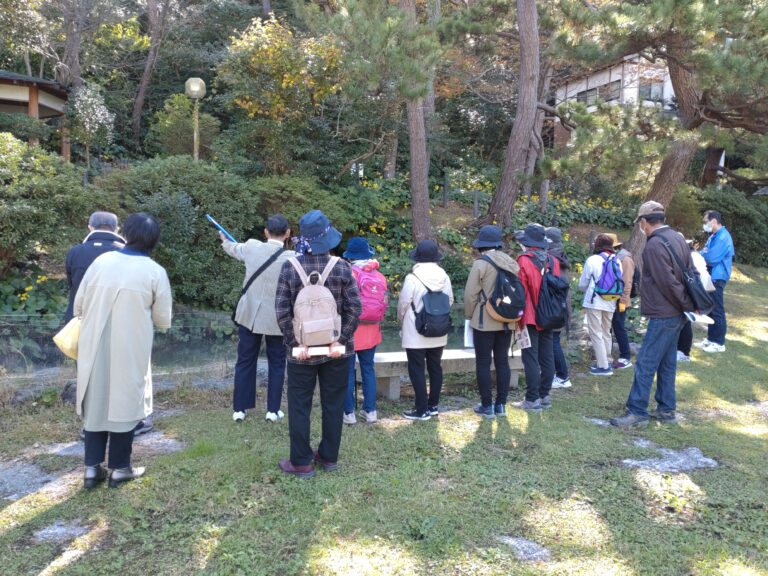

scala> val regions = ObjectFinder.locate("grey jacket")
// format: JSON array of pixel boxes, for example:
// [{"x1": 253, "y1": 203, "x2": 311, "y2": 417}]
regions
[{"x1": 223, "y1": 238, "x2": 295, "y2": 335}]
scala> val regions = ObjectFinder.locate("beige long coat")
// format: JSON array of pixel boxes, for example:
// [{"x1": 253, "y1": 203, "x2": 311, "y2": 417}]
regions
[
  {"x1": 464, "y1": 250, "x2": 521, "y2": 331},
  {"x1": 75, "y1": 251, "x2": 172, "y2": 431}
]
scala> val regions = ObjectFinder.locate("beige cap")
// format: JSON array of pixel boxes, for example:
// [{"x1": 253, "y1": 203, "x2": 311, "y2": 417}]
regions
[
  {"x1": 604, "y1": 233, "x2": 622, "y2": 248},
  {"x1": 634, "y1": 201, "x2": 665, "y2": 223}
]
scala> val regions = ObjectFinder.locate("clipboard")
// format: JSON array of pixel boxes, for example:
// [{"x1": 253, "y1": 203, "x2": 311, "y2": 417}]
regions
[{"x1": 206, "y1": 214, "x2": 237, "y2": 243}]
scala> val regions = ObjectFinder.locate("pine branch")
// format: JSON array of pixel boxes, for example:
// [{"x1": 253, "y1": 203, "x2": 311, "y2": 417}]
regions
[{"x1": 537, "y1": 102, "x2": 576, "y2": 131}]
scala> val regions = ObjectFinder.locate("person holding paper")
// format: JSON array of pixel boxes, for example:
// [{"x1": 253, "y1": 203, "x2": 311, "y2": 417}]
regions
[
  {"x1": 220, "y1": 214, "x2": 294, "y2": 423},
  {"x1": 464, "y1": 225, "x2": 520, "y2": 418}
]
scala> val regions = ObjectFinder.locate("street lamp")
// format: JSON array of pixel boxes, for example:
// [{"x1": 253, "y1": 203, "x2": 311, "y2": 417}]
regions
[{"x1": 185, "y1": 77, "x2": 206, "y2": 161}]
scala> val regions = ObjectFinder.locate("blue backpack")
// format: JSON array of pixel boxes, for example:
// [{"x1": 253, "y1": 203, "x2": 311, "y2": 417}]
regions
[{"x1": 592, "y1": 253, "x2": 624, "y2": 301}]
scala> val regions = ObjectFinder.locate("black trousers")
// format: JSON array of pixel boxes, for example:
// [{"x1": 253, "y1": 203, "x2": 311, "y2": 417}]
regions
[
  {"x1": 84, "y1": 430, "x2": 133, "y2": 469},
  {"x1": 677, "y1": 321, "x2": 693, "y2": 355},
  {"x1": 405, "y1": 347, "x2": 444, "y2": 413},
  {"x1": 473, "y1": 328, "x2": 512, "y2": 407},
  {"x1": 287, "y1": 357, "x2": 348, "y2": 466},
  {"x1": 521, "y1": 326, "x2": 554, "y2": 402},
  {"x1": 233, "y1": 327, "x2": 287, "y2": 413}
]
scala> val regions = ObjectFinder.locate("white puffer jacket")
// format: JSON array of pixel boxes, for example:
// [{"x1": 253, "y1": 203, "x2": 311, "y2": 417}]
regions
[{"x1": 397, "y1": 262, "x2": 454, "y2": 349}]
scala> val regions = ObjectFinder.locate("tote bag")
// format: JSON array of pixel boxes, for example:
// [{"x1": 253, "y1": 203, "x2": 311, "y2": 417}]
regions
[{"x1": 53, "y1": 317, "x2": 81, "y2": 360}]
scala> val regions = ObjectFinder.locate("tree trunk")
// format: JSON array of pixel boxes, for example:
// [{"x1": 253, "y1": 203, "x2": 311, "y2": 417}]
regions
[
  {"x1": 626, "y1": 138, "x2": 699, "y2": 262},
  {"x1": 132, "y1": 0, "x2": 166, "y2": 146},
  {"x1": 383, "y1": 132, "x2": 398, "y2": 180},
  {"x1": 485, "y1": 0, "x2": 540, "y2": 226},
  {"x1": 24, "y1": 50, "x2": 32, "y2": 77},
  {"x1": 57, "y1": 3, "x2": 83, "y2": 88},
  {"x1": 261, "y1": 0, "x2": 272, "y2": 15},
  {"x1": 423, "y1": 0, "x2": 441, "y2": 164},
  {"x1": 522, "y1": 148, "x2": 537, "y2": 200},
  {"x1": 538, "y1": 178, "x2": 550, "y2": 212}
]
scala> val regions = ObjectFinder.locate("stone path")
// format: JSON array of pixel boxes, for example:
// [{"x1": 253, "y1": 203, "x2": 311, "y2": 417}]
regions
[
  {"x1": 0, "y1": 461, "x2": 55, "y2": 501},
  {"x1": 622, "y1": 438, "x2": 718, "y2": 473},
  {"x1": 33, "y1": 519, "x2": 90, "y2": 544},
  {"x1": 496, "y1": 535, "x2": 551, "y2": 562}
]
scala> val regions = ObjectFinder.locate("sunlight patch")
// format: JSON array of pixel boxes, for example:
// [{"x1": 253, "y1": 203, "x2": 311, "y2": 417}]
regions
[
  {"x1": 714, "y1": 558, "x2": 765, "y2": 576},
  {"x1": 37, "y1": 519, "x2": 107, "y2": 576},
  {"x1": 542, "y1": 556, "x2": 637, "y2": 575},
  {"x1": 193, "y1": 523, "x2": 226, "y2": 570},
  {"x1": 307, "y1": 537, "x2": 418, "y2": 575},
  {"x1": 523, "y1": 493, "x2": 612, "y2": 550},
  {"x1": 0, "y1": 471, "x2": 80, "y2": 536},
  {"x1": 633, "y1": 469, "x2": 705, "y2": 524},
  {"x1": 437, "y1": 416, "x2": 481, "y2": 451}
]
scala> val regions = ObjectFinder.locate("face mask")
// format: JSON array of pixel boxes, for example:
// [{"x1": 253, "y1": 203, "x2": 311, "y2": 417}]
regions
[{"x1": 703, "y1": 222, "x2": 713, "y2": 233}]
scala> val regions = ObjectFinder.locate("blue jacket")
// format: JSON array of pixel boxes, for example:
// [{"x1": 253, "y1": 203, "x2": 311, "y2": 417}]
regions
[
  {"x1": 702, "y1": 227, "x2": 734, "y2": 282},
  {"x1": 65, "y1": 230, "x2": 125, "y2": 320}
]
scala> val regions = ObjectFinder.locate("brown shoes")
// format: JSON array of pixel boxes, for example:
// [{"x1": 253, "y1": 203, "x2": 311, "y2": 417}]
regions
[
  {"x1": 278, "y1": 459, "x2": 316, "y2": 478},
  {"x1": 313, "y1": 450, "x2": 338, "y2": 472}
]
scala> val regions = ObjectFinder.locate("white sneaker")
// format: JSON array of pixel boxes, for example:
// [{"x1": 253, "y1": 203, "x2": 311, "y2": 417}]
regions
[
  {"x1": 343, "y1": 412, "x2": 357, "y2": 425},
  {"x1": 702, "y1": 342, "x2": 726, "y2": 353},
  {"x1": 693, "y1": 339, "x2": 712, "y2": 349},
  {"x1": 676, "y1": 351, "x2": 691, "y2": 362},
  {"x1": 551, "y1": 376, "x2": 572, "y2": 389},
  {"x1": 265, "y1": 411, "x2": 285, "y2": 422},
  {"x1": 360, "y1": 409, "x2": 378, "y2": 423},
  {"x1": 232, "y1": 411, "x2": 246, "y2": 422}
]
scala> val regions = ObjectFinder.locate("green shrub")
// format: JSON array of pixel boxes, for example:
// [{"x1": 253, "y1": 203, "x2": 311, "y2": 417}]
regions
[
  {"x1": 507, "y1": 196, "x2": 636, "y2": 231},
  {"x1": 145, "y1": 94, "x2": 220, "y2": 159},
  {"x1": 0, "y1": 113, "x2": 53, "y2": 141}
]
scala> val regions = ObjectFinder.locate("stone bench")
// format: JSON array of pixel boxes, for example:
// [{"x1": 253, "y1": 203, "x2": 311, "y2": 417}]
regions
[{"x1": 357, "y1": 348, "x2": 523, "y2": 401}]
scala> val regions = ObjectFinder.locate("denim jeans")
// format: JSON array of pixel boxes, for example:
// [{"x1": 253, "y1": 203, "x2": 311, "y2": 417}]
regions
[
  {"x1": 521, "y1": 326, "x2": 554, "y2": 402},
  {"x1": 233, "y1": 326, "x2": 287, "y2": 413},
  {"x1": 473, "y1": 328, "x2": 512, "y2": 407},
  {"x1": 626, "y1": 315, "x2": 687, "y2": 417},
  {"x1": 707, "y1": 280, "x2": 727, "y2": 345},
  {"x1": 611, "y1": 303, "x2": 631, "y2": 360},
  {"x1": 345, "y1": 347, "x2": 377, "y2": 413},
  {"x1": 552, "y1": 331, "x2": 569, "y2": 380}
]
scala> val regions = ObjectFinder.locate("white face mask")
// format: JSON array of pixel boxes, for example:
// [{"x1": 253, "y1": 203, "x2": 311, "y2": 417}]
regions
[{"x1": 703, "y1": 222, "x2": 713, "y2": 233}]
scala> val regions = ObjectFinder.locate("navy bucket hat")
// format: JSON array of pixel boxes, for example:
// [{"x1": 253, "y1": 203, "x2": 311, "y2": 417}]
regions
[
  {"x1": 409, "y1": 239, "x2": 443, "y2": 263},
  {"x1": 514, "y1": 223, "x2": 548, "y2": 249},
  {"x1": 343, "y1": 236, "x2": 376, "y2": 260},
  {"x1": 294, "y1": 210, "x2": 342, "y2": 254},
  {"x1": 472, "y1": 225, "x2": 504, "y2": 249}
]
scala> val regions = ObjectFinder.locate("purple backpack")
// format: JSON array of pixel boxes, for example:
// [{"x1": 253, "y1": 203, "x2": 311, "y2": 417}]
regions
[{"x1": 592, "y1": 253, "x2": 624, "y2": 301}]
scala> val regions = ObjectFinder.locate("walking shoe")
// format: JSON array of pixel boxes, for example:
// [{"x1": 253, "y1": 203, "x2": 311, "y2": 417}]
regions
[
  {"x1": 83, "y1": 464, "x2": 107, "y2": 489},
  {"x1": 79, "y1": 428, "x2": 85, "y2": 441},
  {"x1": 265, "y1": 411, "x2": 285, "y2": 422},
  {"x1": 511, "y1": 399, "x2": 542, "y2": 412},
  {"x1": 360, "y1": 409, "x2": 378, "y2": 423},
  {"x1": 108, "y1": 466, "x2": 146, "y2": 488},
  {"x1": 676, "y1": 351, "x2": 691, "y2": 362},
  {"x1": 427, "y1": 406, "x2": 439, "y2": 417},
  {"x1": 609, "y1": 413, "x2": 649, "y2": 429},
  {"x1": 473, "y1": 403, "x2": 495, "y2": 419},
  {"x1": 133, "y1": 419, "x2": 153, "y2": 436},
  {"x1": 590, "y1": 366, "x2": 614, "y2": 377},
  {"x1": 278, "y1": 459, "x2": 316, "y2": 478},
  {"x1": 613, "y1": 358, "x2": 633, "y2": 370},
  {"x1": 343, "y1": 412, "x2": 357, "y2": 425},
  {"x1": 693, "y1": 339, "x2": 712, "y2": 349},
  {"x1": 232, "y1": 411, "x2": 246, "y2": 423},
  {"x1": 313, "y1": 450, "x2": 338, "y2": 471},
  {"x1": 402, "y1": 409, "x2": 431, "y2": 421},
  {"x1": 650, "y1": 409, "x2": 677, "y2": 423},
  {"x1": 701, "y1": 342, "x2": 726, "y2": 353},
  {"x1": 540, "y1": 395, "x2": 552, "y2": 410},
  {"x1": 551, "y1": 376, "x2": 572, "y2": 389},
  {"x1": 494, "y1": 403, "x2": 506, "y2": 416}
]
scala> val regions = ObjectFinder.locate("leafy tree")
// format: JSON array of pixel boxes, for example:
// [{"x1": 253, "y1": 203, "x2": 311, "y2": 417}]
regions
[
  {"x1": 66, "y1": 84, "x2": 115, "y2": 169},
  {"x1": 146, "y1": 94, "x2": 221, "y2": 159}
]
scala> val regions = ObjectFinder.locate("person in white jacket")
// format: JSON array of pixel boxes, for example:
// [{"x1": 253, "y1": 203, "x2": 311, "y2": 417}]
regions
[
  {"x1": 397, "y1": 240, "x2": 454, "y2": 420},
  {"x1": 677, "y1": 238, "x2": 715, "y2": 362},
  {"x1": 579, "y1": 234, "x2": 623, "y2": 377}
]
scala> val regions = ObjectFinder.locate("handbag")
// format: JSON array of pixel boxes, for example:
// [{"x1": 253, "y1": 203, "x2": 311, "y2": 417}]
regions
[
  {"x1": 660, "y1": 240, "x2": 715, "y2": 315},
  {"x1": 232, "y1": 247, "x2": 285, "y2": 326},
  {"x1": 53, "y1": 317, "x2": 81, "y2": 360}
]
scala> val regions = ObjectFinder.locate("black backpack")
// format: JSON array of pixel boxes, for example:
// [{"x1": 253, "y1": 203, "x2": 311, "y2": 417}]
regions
[
  {"x1": 525, "y1": 254, "x2": 569, "y2": 331},
  {"x1": 618, "y1": 252, "x2": 641, "y2": 298},
  {"x1": 410, "y1": 275, "x2": 452, "y2": 337},
  {"x1": 479, "y1": 256, "x2": 525, "y2": 328}
]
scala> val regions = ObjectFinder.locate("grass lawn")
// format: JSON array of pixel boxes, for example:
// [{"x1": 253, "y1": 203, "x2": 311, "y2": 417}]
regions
[{"x1": 1, "y1": 265, "x2": 766, "y2": 576}]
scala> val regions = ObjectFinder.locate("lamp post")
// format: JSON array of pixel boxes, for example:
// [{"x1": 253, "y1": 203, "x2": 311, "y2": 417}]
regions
[{"x1": 185, "y1": 78, "x2": 206, "y2": 161}]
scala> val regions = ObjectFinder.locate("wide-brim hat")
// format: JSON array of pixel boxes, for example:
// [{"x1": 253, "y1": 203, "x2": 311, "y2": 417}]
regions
[
  {"x1": 298, "y1": 209, "x2": 342, "y2": 254},
  {"x1": 472, "y1": 225, "x2": 504, "y2": 249},
  {"x1": 409, "y1": 239, "x2": 443, "y2": 262},
  {"x1": 604, "y1": 233, "x2": 623, "y2": 248},
  {"x1": 544, "y1": 226, "x2": 563, "y2": 245},
  {"x1": 514, "y1": 223, "x2": 548, "y2": 249},
  {"x1": 343, "y1": 236, "x2": 375, "y2": 260}
]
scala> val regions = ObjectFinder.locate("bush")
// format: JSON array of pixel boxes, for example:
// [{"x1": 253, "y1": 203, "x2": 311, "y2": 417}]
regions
[
  {"x1": 507, "y1": 196, "x2": 636, "y2": 231},
  {"x1": 0, "y1": 113, "x2": 53, "y2": 141},
  {"x1": 146, "y1": 94, "x2": 220, "y2": 159}
]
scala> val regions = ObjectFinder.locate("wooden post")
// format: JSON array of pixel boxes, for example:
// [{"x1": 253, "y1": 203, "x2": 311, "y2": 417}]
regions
[{"x1": 28, "y1": 85, "x2": 39, "y2": 146}]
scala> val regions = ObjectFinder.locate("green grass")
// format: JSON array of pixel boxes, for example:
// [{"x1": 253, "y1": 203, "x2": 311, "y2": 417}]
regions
[{"x1": 1, "y1": 266, "x2": 767, "y2": 575}]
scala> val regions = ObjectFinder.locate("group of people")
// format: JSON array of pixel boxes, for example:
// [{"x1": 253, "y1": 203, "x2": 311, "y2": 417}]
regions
[{"x1": 68, "y1": 200, "x2": 734, "y2": 484}]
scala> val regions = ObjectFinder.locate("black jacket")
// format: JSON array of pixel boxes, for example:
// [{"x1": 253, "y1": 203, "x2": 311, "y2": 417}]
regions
[{"x1": 65, "y1": 230, "x2": 125, "y2": 320}]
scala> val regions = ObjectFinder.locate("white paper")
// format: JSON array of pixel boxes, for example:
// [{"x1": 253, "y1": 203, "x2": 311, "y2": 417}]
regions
[
  {"x1": 292, "y1": 345, "x2": 345, "y2": 358},
  {"x1": 517, "y1": 325, "x2": 531, "y2": 349},
  {"x1": 684, "y1": 311, "x2": 715, "y2": 325},
  {"x1": 464, "y1": 320, "x2": 474, "y2": 348}
]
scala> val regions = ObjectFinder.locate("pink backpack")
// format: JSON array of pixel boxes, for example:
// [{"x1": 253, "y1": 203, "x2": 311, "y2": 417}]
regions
[{"x1": 352, "y1": 264, "x2": 388, "y2": 323}]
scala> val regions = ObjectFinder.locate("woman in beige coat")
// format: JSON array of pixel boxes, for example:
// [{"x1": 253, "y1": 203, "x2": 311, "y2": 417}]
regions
[
  {"x1": 464, "y1": 225, "x2": 521, "y2": 418},
  {"x1": 75, "y1": 213, "x2": 172, "y2": 488}
]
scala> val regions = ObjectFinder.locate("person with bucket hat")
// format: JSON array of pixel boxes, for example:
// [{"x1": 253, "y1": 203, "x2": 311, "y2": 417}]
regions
[
  {"x1": 464, "y1": 225, "x2": 521, "y2": 417},
  {"x1": 605, "y1": 233, "x2": 635, "y2": 370},
  {"x1": 545, "y1": 226, "x2": 572, "y2": 389},
  {"x1": 397, "y1": 239, "x2": 454, "y2": 421},
  {"x1": 513, "y1": 223, "x2": 561, "y2": 411},
  {"x1": 342, "y1": 236, "x2": 388, "y2": 425},
  {"x1": 610, "y1": 201, "x2": 692, "y2": 429},
  {"x1": 275, "y1": 210, "x2": 362, "y2": 477}
]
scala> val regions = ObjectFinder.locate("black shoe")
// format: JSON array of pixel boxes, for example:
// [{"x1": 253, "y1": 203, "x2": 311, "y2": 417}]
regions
[
  {"x1": 132, "y1": 419, "x2": 153, "y2": 436},
  {"x1": 402, "y1": 409, "x2": 431, "y2": 421},
  {"x1": 473, "y1": 403, "x2": 495, "y2": 419},
  {"x1": 109, "y1": 466, "x2": 146, "y2": 488},
  {"x1": 494, "y1": 403, "x2": 506, "y2": 416},
  {"x1": 650, "y1": 409, "x2": 677, "y2": 423},
  {"x1": 427, "y1": 406, "x2": 439, "y2": 417},
  {"x1": 83, "y1": 464, "x2": 107, "y2": 489}
]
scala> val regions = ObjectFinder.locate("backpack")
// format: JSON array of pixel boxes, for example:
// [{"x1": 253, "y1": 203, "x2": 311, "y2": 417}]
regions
[
  {"x1": 479, "y1": 256, "x2": 525, "y2": 327},
  {"x1": 410, "y1": 274, "x2": 452, "y2": 337},
  {"x1": 288, "y1": 257, "x2": 342, "y2": 346},
  {"x1": 525, "y1": 254, "x2": 569, "y2": 331},
  {"x1": 352, "y1": 265, "x2": 388, "y2": 323},
  {"x1": 592, "y1": 253, "x2": 624, "y2": 302},
  {"x1": 617, "y1": 251, "x2": 640, "y2": 298}
]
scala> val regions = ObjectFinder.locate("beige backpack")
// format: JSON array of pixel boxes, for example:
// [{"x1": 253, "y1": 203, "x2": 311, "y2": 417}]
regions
[{"x1": 288, "y1": 257, "x2": 342, "y2": 346}]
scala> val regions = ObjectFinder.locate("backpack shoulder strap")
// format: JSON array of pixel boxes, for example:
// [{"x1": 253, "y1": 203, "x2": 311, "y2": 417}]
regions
[
  {"x1": 318, "y1": 256, "x2": 340, "y2": 286},
  {"x1": 480, "y1": 255, "x2": 500, "y2": 270},
  {"x1": 288, "y1": 257, "x2": 311, "y2": 287}
]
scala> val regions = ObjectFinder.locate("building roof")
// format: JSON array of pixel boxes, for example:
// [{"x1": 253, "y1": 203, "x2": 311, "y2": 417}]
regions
[{"x1": 0, "y1": 71, "x2": 68, "y2": 98}]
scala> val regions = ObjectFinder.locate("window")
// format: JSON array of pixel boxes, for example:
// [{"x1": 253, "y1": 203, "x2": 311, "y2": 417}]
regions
[
  {"x1": 639, "y1": 79, "x2": 664, "y2": 102},
  {"x1": 576, "y1": 88, "x2": 598, "y2": 105},
  {"x1": 602, "y1": 80, "x2": 622, "y2": 102}
]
